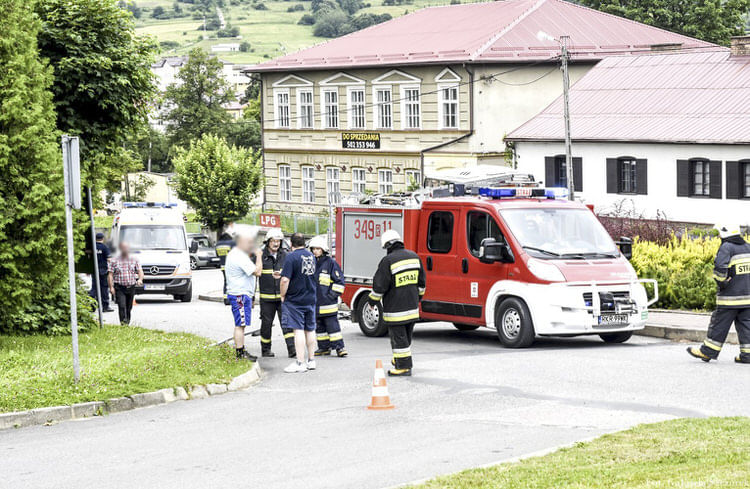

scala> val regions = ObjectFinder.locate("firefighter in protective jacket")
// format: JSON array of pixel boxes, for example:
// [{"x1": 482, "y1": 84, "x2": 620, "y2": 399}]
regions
[
  {"x1": 259, "y1": 229, "x2": 296, "y2": 357},
  {"x1": 688, "y1": 223, "x2": 750, "y2": 364},
  {"x1": 309, "y1": 235, "x2": 348, "y2": 357},
  {"x1": 368, "y1": 229, "x2": 426, "y2": 376}
]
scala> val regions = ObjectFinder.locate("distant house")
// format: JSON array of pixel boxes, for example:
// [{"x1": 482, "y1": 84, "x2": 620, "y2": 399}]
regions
[
  {"x1": 506, "y1": 36, "x2": 750, "y2": 225},
  {"x1": 211, "y1": 43, "x2": 240, "y2": 53}
]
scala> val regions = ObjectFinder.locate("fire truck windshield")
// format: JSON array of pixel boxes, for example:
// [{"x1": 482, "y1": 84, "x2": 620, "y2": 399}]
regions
[{"x1": 500, "y1": 208, "x2": 619, "y2": 259}]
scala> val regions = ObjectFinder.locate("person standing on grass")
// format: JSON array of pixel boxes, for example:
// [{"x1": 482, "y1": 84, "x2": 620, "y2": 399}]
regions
[
  {"x1": 108, "y1": 241, "x2": 144, "y2": 325},
  {"x1": 225, "y1": 225, "x2": 263, "y2": 361},
  {"x1": 280, "y1": 233, "x2": 318, "y2": 373},
  {"x1": 89, "y1": 232, "x2": 113, "y2": 312}
]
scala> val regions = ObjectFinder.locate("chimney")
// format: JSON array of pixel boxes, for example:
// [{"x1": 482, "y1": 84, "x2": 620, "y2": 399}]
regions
[
  {"x1": 650, "y1": 42, "x2": 682, "y2": 52},
  {"x1": 730, "y1": 36, "x2": 750, "y2": 57}
]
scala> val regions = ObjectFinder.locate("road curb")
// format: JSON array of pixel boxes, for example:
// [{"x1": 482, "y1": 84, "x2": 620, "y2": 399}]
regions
[
  {"x1": 0, "y1": 363, "x2": 261, "y2": 431},
  {"x1": 198, "y1": 291, "x2": 224, "y2": 303},
  {"x1": 637, "y1": 325, "x2": 737, "y2": 344}
]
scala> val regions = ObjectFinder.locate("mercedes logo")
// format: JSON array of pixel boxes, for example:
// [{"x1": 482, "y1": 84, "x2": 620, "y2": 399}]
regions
[{"x1": 149, "y1": 266, "x2": 160, "y2": 275}]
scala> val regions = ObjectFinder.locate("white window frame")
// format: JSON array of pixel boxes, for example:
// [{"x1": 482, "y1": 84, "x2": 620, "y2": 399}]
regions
[
  {"x1": 373, "y1": 85, "x2": 393, "y2": 130},
  {"x1": 378, "y1": 169, "x2": 393, "y2": 194},
  {"x1": 278, "y1": 164, "x2": 291, "y2": 202},
  {"x1": 400, "y1": 85, "x2": 421, "y2": 130},
  {"x1": 296, "y1": 88, "x2": 314, "y2": 129},
  {"x1": 321, "y1": 88, "x2": 339, "y2": 129},
  {"x1": 352, "y1": 167, "x2": 366, "y2": 194},
  {"x1": 274, "y1": 88, "x2": 290, "y2": 129},
  {"x1": 347, "y1": 87, "x2": 366, "y2": 130},
  {"x1": 326, "y1": 166, "x2": 340, "y2": 203},
  {"x1": 405, "y1": 169, "x2": 421, "y2": 189},
  {"x1": 438, "y1": 83, "x2": 459, "y2": 129},
  {"x1": 302, "y1": 165, "x2": 316, "y2": 204}
]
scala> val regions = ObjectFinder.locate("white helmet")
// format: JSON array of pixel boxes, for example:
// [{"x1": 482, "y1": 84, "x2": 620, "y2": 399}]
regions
[
  {"x1": 265, "y1": 228, "x2": 284, "y2": 242},
  {"x1": 308, "y1": 235, "x2": 329, "y2": 253},
  {"x1": 715, "y1": 222, "x2": 741, "y2": 239},
  {"x1": 380, "y1": 229, "x2": 402, "y2": 249}
]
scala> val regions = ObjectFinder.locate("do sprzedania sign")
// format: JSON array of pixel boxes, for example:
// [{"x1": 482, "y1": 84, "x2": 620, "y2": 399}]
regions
[{"x1": 342, "y1": 132, "x2": 380, "y2": 149}]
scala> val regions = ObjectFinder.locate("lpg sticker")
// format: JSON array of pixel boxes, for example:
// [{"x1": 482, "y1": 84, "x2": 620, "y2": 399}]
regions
[{"x1": 470, "y1": 282, "x2": 478, "y2": 298}]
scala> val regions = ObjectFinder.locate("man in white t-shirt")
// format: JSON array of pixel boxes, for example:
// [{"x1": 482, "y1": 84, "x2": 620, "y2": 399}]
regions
[{"x1": 225, "y1": 226, "x2": 262, "y2": 360}]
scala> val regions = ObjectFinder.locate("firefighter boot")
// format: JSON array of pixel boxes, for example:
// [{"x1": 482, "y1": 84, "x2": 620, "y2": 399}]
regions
[
  {"x1": 337, "y1": 348, "x2": 348, "y2": 357},
  {"x1": 314, "y1": 348, "x2": 331, "y2": 356},
  {"x1": 388, "y1": 368, "x2": 412, "y2": 377},
  {"x1": 687, "y1": 346, "x2": 712, "y2": 362}
]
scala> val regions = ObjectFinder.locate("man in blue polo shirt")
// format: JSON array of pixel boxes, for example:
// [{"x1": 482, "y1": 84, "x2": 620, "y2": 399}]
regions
[{"x1": 280, "y1": 233, "x2": 318, "y2": 373}]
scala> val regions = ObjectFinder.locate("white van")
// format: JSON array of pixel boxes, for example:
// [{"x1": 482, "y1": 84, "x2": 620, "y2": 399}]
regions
[{"x1": 110, "y1": 202, "x2": 193, "y2": 302}]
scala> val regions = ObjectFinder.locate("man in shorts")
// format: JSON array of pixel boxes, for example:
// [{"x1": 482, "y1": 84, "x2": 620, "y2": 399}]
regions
[
  {"x1": 225, "y1": 226, "x2": 262, "y2": 361},
  {"x1": 280, "y1": 233, "x2": 318, "y2": 373}
]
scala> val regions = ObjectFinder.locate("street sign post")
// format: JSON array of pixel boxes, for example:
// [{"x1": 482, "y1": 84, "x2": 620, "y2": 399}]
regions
[{"x1": 62, "y1": 135, "x2": 81, "y2": 382}]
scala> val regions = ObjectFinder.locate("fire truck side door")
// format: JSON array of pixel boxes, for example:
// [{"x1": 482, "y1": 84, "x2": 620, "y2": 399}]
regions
[{"x1": 416, "y1": 208, "x2": 461, "y2": 321}]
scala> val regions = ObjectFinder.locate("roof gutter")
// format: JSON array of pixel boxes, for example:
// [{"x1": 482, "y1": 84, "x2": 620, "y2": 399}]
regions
[{"x1": 420, "y1": 64, "x2": 475, "y2": 179}]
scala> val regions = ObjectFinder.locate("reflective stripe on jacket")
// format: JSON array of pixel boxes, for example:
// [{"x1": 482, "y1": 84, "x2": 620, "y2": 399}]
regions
[
  {"x1": 368, "y1": 243, "x2": 426, "y2": 326},
  {"x1": 314, "y1": 254, "x2": 345, "y2": 317},
  {"x1": 715, "y1": 236, "x2": 750, "y2": 308}
]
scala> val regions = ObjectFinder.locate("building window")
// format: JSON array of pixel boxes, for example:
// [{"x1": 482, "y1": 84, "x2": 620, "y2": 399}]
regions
[
  {"x1": 427, "y1": 211, "x2": 454, "y2": 253},
  {"x1": 322, "y1": 89, "x2": 338, "y2": 129},
  {"x1": 378, "y1": 169, "x2": 393, "y2": 194},
  {"x1": 297, "y1": 89, "x2": 313, "y2": 129},
  {"x1": 375, "y1": 87, "x2": 392, "y2": 129},
  {"x1": 401, "y1": 86, "x2": 420, "y2": 129},
  {"x1": 439, "y1": 84, "x2": 458, "y2": 129},
  {"x1": 278, "y1": 164, "x2": 291, "y2": 202},
  {"x1": 554, "y1": 155, "x2": 567, "y2": 188},
  {"x1": 348, "y1": 88, "x2": 366, "y2": 129},
  {"x1": 352, "y1": 168, "x2": 366, "y2": 194},
  {"x1": 745, "y1": 162, "x2": 750, "y2": 198},
  {"x1": 326, "y1": 166, "x2": 340, "y2": 203},
  {"x1": 618, "y1": 158, "x2": 637, "y2": 193},
  {"x1": 302, "y1": 166, "x2": 316, "y2": 203},
  {"x1": 691, "y1": 159, "x2": 710, "y2": 196},
  {"x1": 405, "y1": 169, "x2": 421, "y2": 189},
  {"x1": 274, "y1": 90, "x2": 290, "y2": 128}
]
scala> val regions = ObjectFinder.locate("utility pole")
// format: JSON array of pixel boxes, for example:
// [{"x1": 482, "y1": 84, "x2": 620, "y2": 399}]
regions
[{"x1": 560, "y1": 35, "x2": 574, "y2": 201}]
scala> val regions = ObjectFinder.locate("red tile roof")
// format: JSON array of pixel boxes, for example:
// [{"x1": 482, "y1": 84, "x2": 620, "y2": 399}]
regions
[
  {"x1": 248, "y1": 0, "x2": 715, "y2": 72},
  {"x1": 506, "y1": 49, "x2": 750, "y2": 144}
]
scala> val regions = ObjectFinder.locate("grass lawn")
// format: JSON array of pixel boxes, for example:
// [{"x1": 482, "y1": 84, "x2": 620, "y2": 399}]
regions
[
  {"x1": 409, "y1": 417, "x2": 750, "y2": 489},
  {"x1": 0, "y1": 325, "x2": 251, "y2": 413}
]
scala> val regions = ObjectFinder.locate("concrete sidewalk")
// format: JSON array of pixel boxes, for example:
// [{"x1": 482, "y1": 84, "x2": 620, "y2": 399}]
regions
[{"x1": 642, "y1": 309, "x2": 736, "y2": 343}]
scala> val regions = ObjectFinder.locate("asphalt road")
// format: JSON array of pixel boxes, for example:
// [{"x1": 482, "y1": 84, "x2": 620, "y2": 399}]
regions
[{"x1": 2, "y1": 269, "x2": 749, "y2": 489}]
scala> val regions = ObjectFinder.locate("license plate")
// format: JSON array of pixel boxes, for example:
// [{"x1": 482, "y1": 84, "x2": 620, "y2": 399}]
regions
[
  {"x1": 144, "y1": 284, "x2": 165, "y2": 291},
  {"x1": 598, "y1": 314, "x2": 628, "y2": 326}
]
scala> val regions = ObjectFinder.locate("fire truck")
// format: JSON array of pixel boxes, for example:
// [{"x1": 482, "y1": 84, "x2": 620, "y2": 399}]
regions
[{"x1": 335, "y1": 174, "x2": 658, "y2": 348}]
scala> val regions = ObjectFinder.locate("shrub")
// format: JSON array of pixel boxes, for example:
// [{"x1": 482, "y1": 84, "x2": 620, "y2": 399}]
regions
[
  {"x1": 253, "y1": 2, "x2": 268, "y2": 9},
  {"x1": 288, "y1": 3, "x2": 305, "y2": 11},
  {"x1": 239, "y1": 41, "x2": 252, "y2": 52},
  {"x1": 298, "y1": 13, "x2": 315, "y2": 24}
]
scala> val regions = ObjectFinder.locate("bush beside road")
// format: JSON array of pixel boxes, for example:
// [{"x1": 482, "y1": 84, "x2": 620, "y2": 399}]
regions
[
  {"x1": 410, "y1": 417, "x2": 750, "y2": 489},
  {"x1": 0, "y1": 325, "x2": 250, "y2": 413}
]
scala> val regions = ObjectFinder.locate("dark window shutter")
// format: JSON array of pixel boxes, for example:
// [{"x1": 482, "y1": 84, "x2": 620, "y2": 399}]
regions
[
  {"x1": 725, "y1": 161, "x2": 741, "y2": 199},
  {"x1": 635, "y1": 159, "x2": 648, "y2": 195},
  {"x1": 709, "y1": 160, "x2": 722, "y2": 199},
  {"x1": 572, "y1": 157, "x2": 583, "y2": 192},
  {"x1": 544, "y1": 156, "x2": 555, "y2": 187},
  {"x1": 606, "y1": 158, "x2": 618, "y2": 194},
  {"x1": 676, "y1": 160, "x2": 690, "y2": 197}
]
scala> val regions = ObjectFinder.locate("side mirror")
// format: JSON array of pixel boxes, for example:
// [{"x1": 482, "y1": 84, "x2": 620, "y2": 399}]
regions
[
  {"x1": 189, "y1": 240, "x2": 199, "y2": 254},
  {"x1": 479, "y1": 238, "x2": 514, "y2": 264},
  {"x1": 616, "y1": 236, "x2": 633, "y2": 260}
]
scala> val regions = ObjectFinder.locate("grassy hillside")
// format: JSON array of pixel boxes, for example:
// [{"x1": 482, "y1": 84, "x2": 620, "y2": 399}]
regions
[{"x1": 134, "y1": 0, "x2": 457, "y2": 65}]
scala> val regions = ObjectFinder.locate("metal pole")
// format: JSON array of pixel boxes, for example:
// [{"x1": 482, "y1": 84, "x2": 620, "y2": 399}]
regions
[
  {"x1": 561, "y1": 35, "x2": 574, "y2": 201},
  {"x1": 62, "y1": 136, "x2": 80, "y2": 383},
  {"x1": 87, "y1": 186, "x2": 103, "y2": 328}
]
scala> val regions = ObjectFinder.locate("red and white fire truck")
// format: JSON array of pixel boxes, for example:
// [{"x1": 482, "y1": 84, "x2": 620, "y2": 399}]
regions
[{"x1": 336, "y1": 175, "x2": 658, "y2": 348}]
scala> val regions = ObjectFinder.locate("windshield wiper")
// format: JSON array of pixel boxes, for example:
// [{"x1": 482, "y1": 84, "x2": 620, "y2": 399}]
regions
[
  {"x1": 522, "y1": 246, "x2": 561, "y2": 257},
  {"x1": 561, "y1": 252, "x2": 619, "y2": 259}
]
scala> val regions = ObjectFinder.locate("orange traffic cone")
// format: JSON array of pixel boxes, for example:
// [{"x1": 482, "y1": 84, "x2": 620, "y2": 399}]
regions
[{"x1": 367, "y1": 360, "x2": 395, "y2": 410}]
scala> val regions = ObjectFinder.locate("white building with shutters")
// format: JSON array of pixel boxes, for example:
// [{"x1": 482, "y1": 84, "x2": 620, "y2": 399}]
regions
[{"x1": 507, "y1": 40, "x2": 750, "y2": 225}]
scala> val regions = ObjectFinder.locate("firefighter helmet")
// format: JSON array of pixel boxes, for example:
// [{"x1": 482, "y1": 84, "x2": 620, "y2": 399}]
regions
[
  {"x1": 380, "y1": 229, "x2": 402, "y2": 249},
  {"x1": 308, "y1": 235, "x2": 329, "y2": 253},
  {"x1": 264, "y1": 228, "x2": 284, "y2": 243},
  {"x1": 715, "y1": 222, "x2": 741, "y2": 239}
]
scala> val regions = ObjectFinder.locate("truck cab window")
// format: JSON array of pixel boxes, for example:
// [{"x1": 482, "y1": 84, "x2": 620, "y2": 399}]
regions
[
  {"x1": 427, "y1": 211, "x2": 453, "y2": 253},
  {"x1": 466, "y1": 211, "x2": 504, "y2": 257}
]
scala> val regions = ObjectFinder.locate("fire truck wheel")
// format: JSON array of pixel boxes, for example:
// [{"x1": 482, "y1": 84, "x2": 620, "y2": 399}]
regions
[
  {"x1": 495, "y1": 297, "x2": 535, "y2": 348},
  {"x1": 599, "y1": 331, "x2": 633, "y2": 343},
  {"x1": 453, "y1": 323, "x2": 480, "y2": 331},
  {"x1": 355, "y1": 297, "x2": 388, "y2": 337}
]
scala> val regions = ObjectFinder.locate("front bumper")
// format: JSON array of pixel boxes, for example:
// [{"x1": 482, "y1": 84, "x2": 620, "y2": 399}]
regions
[
  {"x1": 197, "y1": 256, "x2": 220, "y2": 267},
  {"x1": 135, "y1": 278, "x2": 191, "y2": 295}
]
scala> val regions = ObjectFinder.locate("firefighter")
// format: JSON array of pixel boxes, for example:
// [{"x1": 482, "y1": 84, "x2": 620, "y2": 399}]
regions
[
  {"x1": 259, "y1": 228, "x2": 296, "y2": 358},
  {"x1": 309, "y1": 235, "x2": 347, "y2": 357},
  {"x1": 688, "y1": 222, "x2": 750, "y2": 364},
  {"x1": 215, "y1": 231, "x2": 235, "y2": 306},
  {"x1": 368, "y1": 229, "x2": 426, "y2": 376}
]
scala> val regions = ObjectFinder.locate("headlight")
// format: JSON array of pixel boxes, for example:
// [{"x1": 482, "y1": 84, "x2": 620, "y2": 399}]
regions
[{"x1": 527, "y1": 258, "x2": 565, "y2": 282}]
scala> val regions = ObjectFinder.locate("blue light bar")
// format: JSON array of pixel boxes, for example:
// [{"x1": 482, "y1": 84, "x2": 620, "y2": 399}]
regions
[
  {"x1": 479, "y1": 187, "x2": 517, "y2": 198},
  {"x1": 478, "y1": 186, "x2": 569, "y2": 200},
  {"x1": 123, "y1": 202, "x2": 177, "y2": 208},
  {"x1": 544, "y1": 188, "x2": 569, "y2": 200}
]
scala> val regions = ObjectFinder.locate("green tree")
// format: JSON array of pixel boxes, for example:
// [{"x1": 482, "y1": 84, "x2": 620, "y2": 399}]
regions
[
  {"x1": 225, "y1": 98, "x2": 261, "y2": 150},
  {"x1": 0, "y1": 0, "x2": 93, "y2": 333},
  {"x1": 164, "y1": 48, "x2": 235, "y2": 150},
  {"x1": 129, "y1": 125, "x2": 172, "y2": 173},
  {"x1": 172, "y1": 134, "x2": 262, "y2": 233},
  {"x1": 579, "y1": 0, "x2": 750, "y2": 46},
  {"x1": 36, "y1": 0, "x2": 158, "y2": 191}
]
